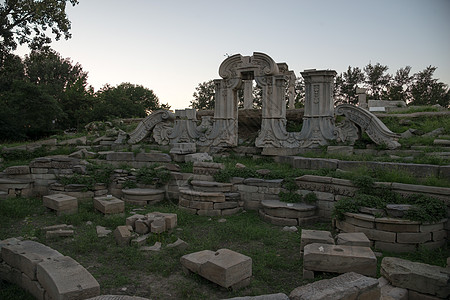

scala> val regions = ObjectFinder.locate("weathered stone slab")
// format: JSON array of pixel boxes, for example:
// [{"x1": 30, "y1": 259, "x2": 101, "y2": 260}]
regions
[
  {"x1": 336, "y1": 232, "x2": 370, "y2": 247},
  {"x1": 289, "y1": 272, "x2": 380, "y2": 300},
  {"x1": 135, "y1": 152, "x2": 171, "y2": 162},
  {"x1": 191, "y1": 180, "x2": 233, "y2": 193},
  {"x1": 1, "y1": 240, "x2": 63, "y2": 280},
  {"x1": 300, "y1": 229, "x2": 334, "y2": 251},
  {"x1": 42, "y1": 193, "x2": 78, "y2": 215},
  {"x1": 303, "y1": 243, "x2": 377, "y2": 277},
  {"x1": 114, "y1": 226, "x2": 131, "y2": 246},
  {"x1": 180, "y1": 189, "x2": 225, "y2": 202},
  {"x1": 46, "y1": 230, "x2": 74, "y2": 239},
  {"x1": 106, "y1": 152, "x2": 134, "y2": 161},
  {"x1": 94, "y1": 196, "x2": 124, "y2": 214},
  {"x1": 259, "y1": 210, "x2": 297, "y2": 226},
  {"x1": 37, "y1": 255, "x2": 100, "y2": 299},
  {"x1": 122, "y1": 188, "x2": 165, "y2": 204},
  {"x1": 167, "y1": 238, "x2": 188, "y2": 251},
  {"x1": 181, "y1": 248, "x2": 252, "y2": 289},
  {"x1": 223, "y1": 293, "x2": 289, "y2": 300},
  {"x1": 378, "y1": 276, "x2": 408, "y2": 300},
  {"x1": 261, "y1": 200, "x2": 316, "y2": 219},
  {"x1": 4, "y1": 165, "x2": 30, "y2": 175},
  {"x1": 380, "y1": 257, "x2": 450, "y2": 298}
]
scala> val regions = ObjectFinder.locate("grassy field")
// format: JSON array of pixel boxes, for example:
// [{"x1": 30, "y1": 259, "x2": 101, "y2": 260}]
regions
[{"x1": 1, "y1": 196, "x2": 449, "y2": 299}]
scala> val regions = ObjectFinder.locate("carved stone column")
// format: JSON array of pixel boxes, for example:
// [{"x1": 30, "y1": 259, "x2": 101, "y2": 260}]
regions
[
  {"x1": 243, "y1": 80, "x2": 253, "y2": 109},
  {"x1": 298, "y1": 69, "x2": 337, "y2": 148}
]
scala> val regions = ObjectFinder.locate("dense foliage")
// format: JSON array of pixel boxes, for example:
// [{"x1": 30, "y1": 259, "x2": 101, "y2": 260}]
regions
[
  {"x1": 332, "y1": 176, "x2": 447, "y2": 222},
  {"x1": 0, "y1": 50, "x2": 169, "y2": 141},
  {"x1": 190, "y1": 63, "x2": 450, "y2": 110}
]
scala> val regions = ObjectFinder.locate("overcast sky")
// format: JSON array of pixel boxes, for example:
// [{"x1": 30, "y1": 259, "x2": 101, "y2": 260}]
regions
[{"x1": 14, "y1": 0, "x2": 450, "y2": 109}]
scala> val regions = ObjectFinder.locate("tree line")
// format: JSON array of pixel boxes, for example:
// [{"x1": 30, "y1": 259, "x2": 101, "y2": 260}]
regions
[
  {"x1": 190, "y1": 63, "x2": 450, "y2": 110},
  {"x1": 0, "y1": 1, "x2": 169, "y2": 141}
]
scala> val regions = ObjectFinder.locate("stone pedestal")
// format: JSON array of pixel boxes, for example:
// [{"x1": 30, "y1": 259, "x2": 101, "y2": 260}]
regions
[
  {"x1": 181, "y1": 248, "x2": 252, "y2": 289},
  {"x1": 356, "y1": 87, "x2": 368, "y2": 109},
  {"x1": 298, "y1": 70, "x2": 337, "y2": 148},
  {"x1": 43, "y1": 194, "x2": 78, "y2": 216},
  {"x1": 93, "y1": 196, "x2": 124, "y2": 214}
]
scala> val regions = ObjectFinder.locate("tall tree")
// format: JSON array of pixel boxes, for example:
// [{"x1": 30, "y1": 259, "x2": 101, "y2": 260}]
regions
[
  {"x1": 387, "y1": 66, "x2": 413, "y2": 102},
  {"x1": 0, "y1": 0, "x2": 78, "y2": 58},
  {"x1": 410, "y1": 66, "x2": 449, "y2": 107},
  {"x1": 93, "y1": 83, "x2": 168, "y2": 120},
  {"x1": 364, "y1": 63, "x2": 391, "y2": 99},
  {"x1": 191, "y1": 80, "x2": 216, "y2": 110},
  {"x1": 334, "y1": 66, "x2": 365, "y2": 104}
]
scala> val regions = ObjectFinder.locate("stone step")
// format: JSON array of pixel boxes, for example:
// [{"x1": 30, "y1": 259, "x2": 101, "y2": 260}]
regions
[
  {"x1": 121, "y1": 188, "x2": 165, "y2": 206},
  {"x1": 179, "y1": 188, "x2": 225, "y2": 203},
  {"x1": 261, "y1": 200, "x2": 317, "y2": 219},
  {"x1": 191, "y1": 180, "x2": 233, "y2": 193}
]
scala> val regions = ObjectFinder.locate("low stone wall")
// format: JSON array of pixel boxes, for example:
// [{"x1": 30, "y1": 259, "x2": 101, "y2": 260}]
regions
[
  {"x1": 233, "y1": 178, "x2": 285, "y2": 210},
  {"x1": 102, "y1": 152, "x2": 172, "y2": 168},
  {"x1": 295, "y1": 174, "x2": 450, "y2": 238},
  {"x1": 276, "y1": 156, "x2": 450, "y2": 180},
  {"x1": 0, "y1": 238, "x2": 100, "y2": 300},
  {"x1": 336, "y1": 212, "x2": 447, "y2": 252}
]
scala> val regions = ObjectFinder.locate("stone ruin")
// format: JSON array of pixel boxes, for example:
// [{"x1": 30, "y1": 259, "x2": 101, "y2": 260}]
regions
[{"x1": 126, "y1": 52, "x2": 401, "y2": 152}]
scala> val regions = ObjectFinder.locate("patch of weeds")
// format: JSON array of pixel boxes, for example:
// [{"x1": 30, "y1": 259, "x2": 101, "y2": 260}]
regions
[
  {"x1": 179, "y1": 161, "x2": 193, "y2": 173},
  {"x1": 0, "y1": 281, "x2": 34, "y2": 300},
  {"x1": 0, "y1": 197, "x2": 44, "y2": 219},
  {"x1": 303, "y1": 192, "x2": 318, "y2": 204},
  {"x1": 279, "y1": 192, "x2": 303, "y2": 203},
  {"x1": 122, "y1": 179, "x2": 137, "y2": 189},
  {"x1": 136, "y1": 164, "x2": 171, "y2": 187}
]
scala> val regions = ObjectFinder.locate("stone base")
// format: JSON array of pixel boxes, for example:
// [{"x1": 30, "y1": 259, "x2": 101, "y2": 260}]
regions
[
  {"x1": 122, "y1": 188, "x2": 165, "y2": 206},
  {"x1": 93, "y1": 196, "x2": 124, "y2": 214},
  {"x1": 180, "y1": 249, "x2": 252, "y2": 289},
  {"x1": 42, "y1": 193, "x2": 78, "y2": 216}
]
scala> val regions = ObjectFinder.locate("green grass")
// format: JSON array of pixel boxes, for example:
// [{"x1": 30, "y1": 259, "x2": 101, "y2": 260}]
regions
[{"x1": 0, "y1": 196, "x2": 448, "y2": 299}]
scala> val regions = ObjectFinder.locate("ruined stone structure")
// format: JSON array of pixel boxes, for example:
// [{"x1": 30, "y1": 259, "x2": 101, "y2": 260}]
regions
[{"x1": 126, "y1": 52, "x2": 400, "y2": 151}]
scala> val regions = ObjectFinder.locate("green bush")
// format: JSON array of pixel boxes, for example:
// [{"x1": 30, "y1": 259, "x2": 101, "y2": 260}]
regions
[{"x1": 136, "y1": 164, "x2": 171, "y2": 187}]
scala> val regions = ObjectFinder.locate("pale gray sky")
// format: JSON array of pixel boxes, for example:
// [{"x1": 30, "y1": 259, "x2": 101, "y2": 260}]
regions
[{"x1": 14, "y1": 0, "x2": 450, "y2": 109}]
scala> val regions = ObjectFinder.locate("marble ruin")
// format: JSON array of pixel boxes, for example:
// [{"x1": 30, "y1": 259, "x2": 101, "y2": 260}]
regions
[{"x1": 127, "y1": 52, "x2": 400, "y2": 151}]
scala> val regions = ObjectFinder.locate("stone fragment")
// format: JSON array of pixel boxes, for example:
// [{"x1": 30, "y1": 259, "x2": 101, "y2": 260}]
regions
[
  {"x1": 36, "y1": 255, "x2": 100, "y2": 299},
  {"x1": 135, "y1": 219, "x2": 149, "y2": 235},
  {"x1": 93, "y1": 196, "x2": 124, "y2": 214},
  {"x1": 300, "y1": 229, "x2": 334, "y2": 251},
  {"x1": 150, "y1": 217, "x2": 166, "y2": 234},
  {"x1": 386, "y1": 204, "x2": 412, "y2": 218},
  {"x1": 126, "y1": 214, "x2": 145, "y2": 229},
  {"x1": 223, "y1": 293, "x2": 289, "y2": 300},
  {"x1": 161, "y1": 213, "x2": 177, "y2": 229},
  {"x1": 282, "y1": 226, "x2": 298, "y2": 232},
  {"x1": 378, "y1": 277, "x2": 408, "y2": 300},
  {"x1": 46, "y1": 230, "x2": 74, "y2": 239},
  {"x1": 181, "y1": 248, "x2": 252, "y2": 289},
  {"x1": 336, "y1": 232, "x2": 370, "y2": 247},
  {"x1": 289, "y1": 272, "x2": 380, "y2": 300},
  {"x1": 140, "y1": 242, "x2": 161, "y2": 252},
  {"x1": 113, "y1": 226, "x2": 131, "y2": 246},
  {"x1": 167, "y1": 238, "x2": 188, "y2": 251},
  {"x1": 303, "y1": 243, "x2": 377, "y2": 277},
  {"x1": 185, "y1": 152, "x2": 213, "y2": 163},
  {"x1": 96, "y1": 226, "x2": 112, "y2": 237},
  {"x1": 131, "y1": 235, "x2": 149, "y2": 247},
  {"x1": 42, "y1": 193, "x2": 78, "y2": 215},
  {"x1": 380, "y1": 257, "x2": 450, "y2": 298},
  {"x1": 42, "y1": 224, "x2": 73, "y2": 232}
]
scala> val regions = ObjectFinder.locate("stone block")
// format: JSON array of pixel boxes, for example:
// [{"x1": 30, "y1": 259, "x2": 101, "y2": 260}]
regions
[
  {"x1": 409, "y1": 290, "x2": 442, "y2": 300},
  {"x1": 327, "y1": 146, "x2": 354, "y2": 156},
  {"x1": 21, "y1": 272, "x2": 45, "y2": 300},
  {"x1": 431, "y1": 230, "x2": 447, "y2": 241},
  {"x1": 93, "y1": 196, "x2": 124, "y2": 214},
  {"x1": 222, "y1": 207, "x2": 241, "y2": 216},
  {"x1": 150, "y1": 217, "x2": 166, "y2": 233},
  {"x1": 46, "y1": 230, "x2": 74, "y2": 239},
  {"x1": 167, "y1": 238, "x2": 188, "y2": 252},
  {"x1": 397, "y1": 232, "x2": 431, "y2": 244},
  {"x1": 181, "y1": 249, "x2": 252, "y2": 289},
  {"x1": 381, "y1": 257, "x2": 450, "y2": 298},
  {"x1": 131, "y1": 234, "x2": 149, "y2": 247},
  {"x1": 374, "y1": 241, "x2": 417, "y2": 253},
  {"x1": 198, "y1": 209, "x2": 221, "y2": 217},
  {"x1": 161, "y1": 213, "x2": 177, "y2": 229},
  {"x1": 344, "y1": 212, "x2": 375, "y2": 229},
  {"x1": 185, "y1": 153, "x2": 213, "y2": 163},
  {"x1": 4, "y1": 165, "x2": 30, "y2": 175},
  {"x1": 289, "y1": 272, "x2": 380, "y2": 300},
  {"x1": 36, "y1": 255, "x2": 100, "y2": 299},
  {"x1": 214, "y1": 201, "x2": 238, "y2": 210},
  {"x1": 300, "y1": 229, "x2": 334, "y2": 251},
  {"x1": 378, "y1": 276, "x2": 408, "y2": 300},
  {"x1": 336, "y1": 232, "x2": 370, "y2": 247},
  {"x1": 42, "y1": 193, "x2": 78, "y2": 215},
  {"x1": 376, "y1": 218, "x2": 420, "y2": 233},
  {"x1": 310, "y1": 158, "x2": 338, "y2": 170},
  {"x1": 190, "y1": 201, "x2": 214, "y2": 210},
  {"x1": 135, "y1": 152, "x2": 171, "y2": 162},
  {"x1": 303, "y1": 243, "x2": 377, "y2": 277},
  {"x1": 125, "y1": 214, "x2": 144, "y2": 229},
  {"x1": 114, "y1": 226, "x2": 131, "y2": 246},
  {"x1": 135, "y1": 219, "x2": 149, "y2": 234},
  {"x1": 420, "y1": 222, "x2": 445, "y2": 233},
  {"x1": 170, "y1": 142, "x2": 196, "y2": 154},
  {"x1": 259, "y1": 210, "x2": 297, "y2": 226},
  {"x1": 106, "y1": 152, "x2": 134, "y2": 161},
  {"x1": 1, "y1": 240, "x2": 63, "y2": 280}
]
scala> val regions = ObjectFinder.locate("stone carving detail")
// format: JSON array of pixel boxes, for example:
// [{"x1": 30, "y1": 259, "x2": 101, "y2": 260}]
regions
[
  {"x1": 335, "y1": 120, "x2": 359, "y2": 145},
  {"x1": 128, "y1": 110, "x2": 175, "y2": 144},
  {"x1": 335, "y1": 104, "x2": 401, "y2": 149}
]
